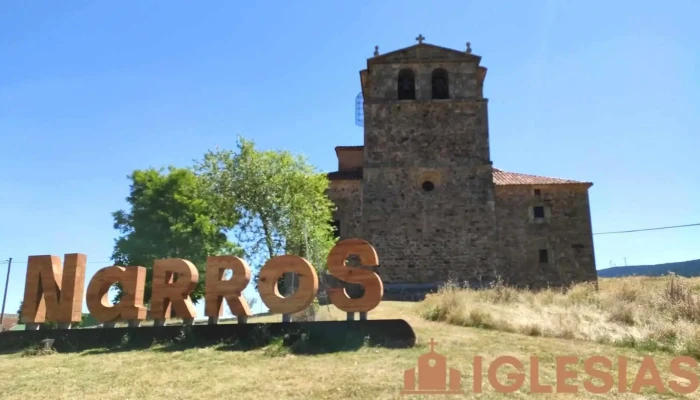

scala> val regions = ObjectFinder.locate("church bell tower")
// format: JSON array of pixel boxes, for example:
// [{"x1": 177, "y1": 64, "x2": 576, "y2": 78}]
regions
[{"x1": 358, "y1": 36, "x2": 500, "y2": 286}]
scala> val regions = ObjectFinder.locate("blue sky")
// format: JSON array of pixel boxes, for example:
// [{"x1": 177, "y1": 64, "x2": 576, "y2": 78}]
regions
[{"x1": 1, "y1": 1, "x2": 698, "y2": 317}]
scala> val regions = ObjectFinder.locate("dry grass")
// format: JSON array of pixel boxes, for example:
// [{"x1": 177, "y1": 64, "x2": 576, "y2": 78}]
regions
[
  {"x1": 419, "y1": 275, "x2": 700, "y2": 358},
  {"x1": 3, "y1": 277, "x2": 700, "y2": 399}
]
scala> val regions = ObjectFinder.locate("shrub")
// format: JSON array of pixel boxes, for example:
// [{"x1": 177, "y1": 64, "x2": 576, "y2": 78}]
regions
[{"x1": 417, "y1": 275, "x2": 700, "y2": 359}]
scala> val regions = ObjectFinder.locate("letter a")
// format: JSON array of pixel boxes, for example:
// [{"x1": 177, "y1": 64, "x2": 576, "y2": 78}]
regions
[
  {"x1": 86, "y1": 266, "x2": 148, "y2": 323},
  {"x1": 21, "y1": 254, "x2": 86, "y2": 324}
]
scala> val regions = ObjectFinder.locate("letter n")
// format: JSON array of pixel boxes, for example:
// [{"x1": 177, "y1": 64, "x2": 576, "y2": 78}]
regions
[{"x1": 21, "y1": 254, "x2": 87, "y2": 324}]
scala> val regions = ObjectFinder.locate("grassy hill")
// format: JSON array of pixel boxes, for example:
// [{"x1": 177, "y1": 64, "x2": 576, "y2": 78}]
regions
[
  {"x1": 2, "y1": 276, "x2": 700, "y2": 399},
  {"x1": 598, "y1": 259, "x2": 700, "y2": 278}
]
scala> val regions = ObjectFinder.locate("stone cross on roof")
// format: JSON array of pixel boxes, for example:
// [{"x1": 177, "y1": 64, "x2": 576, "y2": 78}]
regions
[{"x1": 416, "y1": 34, "x2": 425, "y2": 44}]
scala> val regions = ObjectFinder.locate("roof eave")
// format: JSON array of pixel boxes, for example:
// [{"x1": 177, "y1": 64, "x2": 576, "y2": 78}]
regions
[
  {"x1": 368, "y1": 43, "x2": 482, "y2": 66},
  {"x1": 334, "y1": 146, "x2": 363, "y2": 158},
  {"x1": 495, "y1": 182, "x2": 593, "y2": 189}
]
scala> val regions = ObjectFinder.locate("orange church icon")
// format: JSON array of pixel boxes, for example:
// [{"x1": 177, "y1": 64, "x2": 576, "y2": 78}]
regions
[{"x1": 401, "y1": 338, "x2": 463, "y2": 395}]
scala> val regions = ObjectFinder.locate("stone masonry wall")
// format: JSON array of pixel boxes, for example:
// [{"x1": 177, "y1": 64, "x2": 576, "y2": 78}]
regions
[
  {"x1": 326, "y1": 180, "x2": 362, "y2": 239},
  {"x1": 495, "y1": 184, "x2": 598, "y2": 289},
  {"x1": 361, "y1": 165, "x2": 499, "y2": 284},
  {"x1": 366, "y1": 59, "x2": 483, "y2": 102},
  {"x1": 360, "y1": 96, "x2": 500, "y2": 284},
  {"x1": 322, "y1": 44, "x2": 596, "y2": 298},
  {"x1": 363, "y1": 101, "x2": 491, "y2": 168}
]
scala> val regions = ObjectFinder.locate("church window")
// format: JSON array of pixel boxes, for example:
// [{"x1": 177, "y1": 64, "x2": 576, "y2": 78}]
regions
[
  {"x1": 331, "y1": 220, "x2": 341, "y2": 238},
  {"x1": 533, "y1": 206, "x2": 545, "y2": 219},
  {"x1": 431, "y1": 68, "x2": 449, "y2": 99},
  {"x1": 416, "y1": 170, "x2": 442, "y2": 192},
  {"x1": 398, "y1": 69, "x2": 415, "y2": 100},
  {"x1": 539, "y1": 249, "x2": 549, "y2": 263}
]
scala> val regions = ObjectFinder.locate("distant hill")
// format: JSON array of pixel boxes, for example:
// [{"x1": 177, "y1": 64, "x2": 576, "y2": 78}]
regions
[{"x1": 597, "y1": 259, "x2": 700, "y2": 278}]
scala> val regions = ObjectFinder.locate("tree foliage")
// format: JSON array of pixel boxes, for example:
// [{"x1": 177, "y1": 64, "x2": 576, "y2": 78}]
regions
[
  {"x1": 194, "y1": 137, "x2": 336, "y2": 291},
  {"x1": 110, "y1": 166, "x2": 242, "y2": 305},
  {"x1": 15, "y1": 301, "x2": 25, "y2": 325},
  {"x1": 15, "y1": 301, "x2": 92, "y2": 329}
]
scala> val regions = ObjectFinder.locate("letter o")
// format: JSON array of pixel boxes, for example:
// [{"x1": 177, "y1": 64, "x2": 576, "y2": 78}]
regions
[{"x1": 258, "y1": 255, "x2": 318, "y2": 314}]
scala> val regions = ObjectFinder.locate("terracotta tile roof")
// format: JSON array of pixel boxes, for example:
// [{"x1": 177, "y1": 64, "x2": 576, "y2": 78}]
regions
[
  {"x1": 1, "y1": 315, "x2": 18, "y2": 331},
  {"x1": 327, "y1": 166, "x2": 591, "y2": 186},
  {"x1": 492, "y1": 168, "x2": 591, "y2": 186}
]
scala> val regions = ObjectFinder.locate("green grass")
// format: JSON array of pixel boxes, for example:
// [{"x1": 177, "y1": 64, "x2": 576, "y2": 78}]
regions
[{"x1": 2, "y1": 278, "x2": 700, "y2": 399}]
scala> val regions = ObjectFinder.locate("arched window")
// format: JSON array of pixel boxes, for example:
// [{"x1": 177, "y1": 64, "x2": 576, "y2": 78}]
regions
[
  {"x1": 432, "y1": 68, "x2": 449, "y2": 99},
  {"x1": 397, "y1": 69, "x2": 415, "y2": 100}
]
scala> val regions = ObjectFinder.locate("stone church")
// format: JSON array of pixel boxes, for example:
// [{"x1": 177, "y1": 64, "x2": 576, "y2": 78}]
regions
[{"x1": 326, "y1": 37, "x2": 598, "y2": 299}]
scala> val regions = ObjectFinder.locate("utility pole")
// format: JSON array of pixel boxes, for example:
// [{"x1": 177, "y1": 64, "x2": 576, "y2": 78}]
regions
[
  {"x1": 624, "y1": 257, "x2": 627, "y2": 266},
  {"x1": 0, "y1": 258, "x2": 13, "y2": 329}
]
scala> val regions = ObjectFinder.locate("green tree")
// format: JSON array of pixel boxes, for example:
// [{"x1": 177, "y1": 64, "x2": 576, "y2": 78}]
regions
[
  {"x1": 194, "y1": 137, "x2": 336, "y2": 293},
  {"x1": 16, "y1": 301, "x2": 23, "y2": 325},
  {"x1": 111, "y1": 166, "x2": 242, "y2": 305},
  {"x1": 15, "y1": 301, "x2": 91, "y2": 329},
  {"x1": 16, "y1": 300, "x2": 59, "y2": 328}
]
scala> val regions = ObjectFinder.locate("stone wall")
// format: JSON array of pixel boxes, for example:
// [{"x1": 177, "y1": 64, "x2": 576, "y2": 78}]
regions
[
  {"x1": 366, "y1": 58, "x2": 484, "y2": 101},
  {"x1": 360, "y1": 164, "x2": 499, "y2": 284},
  {"x1": 326, "y1": 180, "x2": 362, "y2": 239},
  {"x1": 363, "y1": 101, "x2": 491, "y2": 169},
  {"x1": 359, "y1": 64, "x2": 501, "y2": 283},
  {"x1": 323, "y1": 43, "x2": 596, "y2": 298},
  {"x1": 495, "y1": 184, "x2": 598, "y2": 289}
]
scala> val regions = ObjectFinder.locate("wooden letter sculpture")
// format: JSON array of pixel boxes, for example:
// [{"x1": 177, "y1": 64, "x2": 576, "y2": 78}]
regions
[
  {"x1": 150, "y1": 259, "x2": 198, "y2": 320},
  {"x1": 204, "y1": 256, "x2": 252, "y2": 319},
  {"x1": 327, "y1": 238, "x2": 384, "y2": 312},
  {"x1": 21, "y1": 253, "x2": 86, "y2": 324},
  {"x1": 258, "y1": 255, "x2": 318, "y2": 314},
  {"x1": 86, "y1": 266, "x2": 147, "y2": 323}
]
